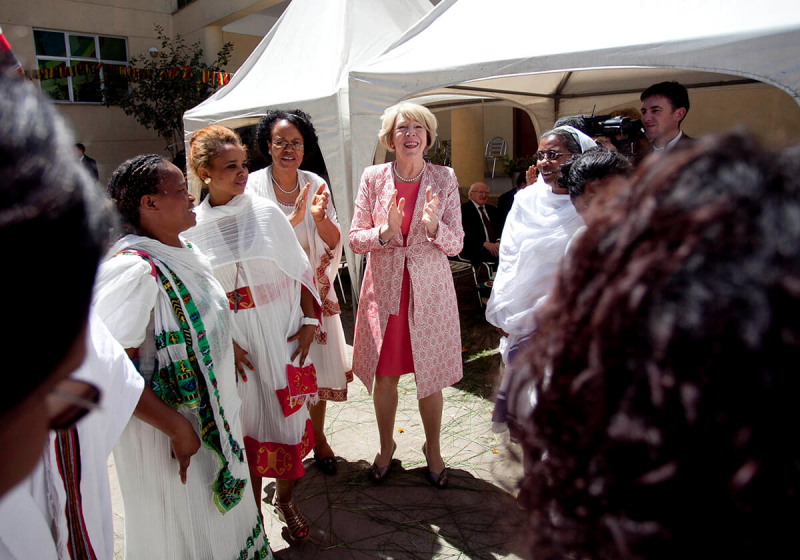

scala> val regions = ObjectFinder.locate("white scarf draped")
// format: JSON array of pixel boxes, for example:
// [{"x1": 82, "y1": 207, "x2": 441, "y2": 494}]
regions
[
  {"x1": 99, "y1": 234, "x2": 250, "y2": 512},
  {"x1": 248, "y1": 167, "x2": 343, "y2": 324},
  {"x1": 186, "y1": 191, "x2": 320, "y2": 406},
  {"x1": 486, "y1": 126, "x2": 595, "y2": 343}
]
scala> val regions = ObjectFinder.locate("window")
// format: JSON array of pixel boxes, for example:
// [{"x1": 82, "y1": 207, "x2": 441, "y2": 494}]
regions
[{"x1": 33, "y1": 29, "x2": 128, "y2": 103}]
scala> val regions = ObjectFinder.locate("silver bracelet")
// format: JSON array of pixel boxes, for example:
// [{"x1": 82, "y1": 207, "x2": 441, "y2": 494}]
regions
[{"x1": 301, "y1": 316, "x2": 320, "y2": 327}]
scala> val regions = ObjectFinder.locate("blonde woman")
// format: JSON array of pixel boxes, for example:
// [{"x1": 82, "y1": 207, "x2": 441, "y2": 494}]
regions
[{"x1": 349, "y1": 103, "x2": 464, "y2": 488}]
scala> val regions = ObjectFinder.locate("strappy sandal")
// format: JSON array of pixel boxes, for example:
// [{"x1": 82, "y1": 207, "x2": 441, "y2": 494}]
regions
[
  {"x1": 422, "y1": 442, "x2": 449, "y2": 489},
  {"x1": 370, "y1": 440, "x2": 397, "y2": 482},
  {"x1": 274, "y1": 498, "x2": 310, "y2": 542}
]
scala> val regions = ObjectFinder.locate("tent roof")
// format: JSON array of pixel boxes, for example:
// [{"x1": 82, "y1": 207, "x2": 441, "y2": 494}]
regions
[
  {"x1": 184, "y1": 0, "x2": 432, "y2": 128},
  {"x1": 350, "y1": 0, "x2": 800, "y2": 118}
]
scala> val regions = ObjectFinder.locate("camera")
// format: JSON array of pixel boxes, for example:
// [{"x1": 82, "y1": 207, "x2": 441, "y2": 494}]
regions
[{"x1": 583, "y1": 115, "x2": 647, "y2": 158}]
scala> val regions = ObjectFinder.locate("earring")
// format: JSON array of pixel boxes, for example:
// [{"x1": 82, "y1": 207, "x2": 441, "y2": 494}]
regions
[{"x1": 203, "y1": 177, "x2": 211, "y2": 185}]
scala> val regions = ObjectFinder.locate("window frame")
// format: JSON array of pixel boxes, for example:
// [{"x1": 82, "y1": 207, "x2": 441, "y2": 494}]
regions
[{"x1": 33, "y1": 29, "x2": 129, "y2": 105}]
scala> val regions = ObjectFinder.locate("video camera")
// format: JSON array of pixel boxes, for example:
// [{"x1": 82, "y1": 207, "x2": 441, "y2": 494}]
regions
[{"x1": 582, "y1": 115, "x2": 646, "y2": 158}]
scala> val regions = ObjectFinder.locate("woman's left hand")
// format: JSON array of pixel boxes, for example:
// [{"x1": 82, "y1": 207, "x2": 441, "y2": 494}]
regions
[
  {"x1": 288, "y1": 324, "x2": 316, "y2": 366},
  {"x1": 310, "y1": 183, "x2": 329, "y2": 222},
  {"x1": 421, "y1": 185, "x2": 439, "y2": 237}
]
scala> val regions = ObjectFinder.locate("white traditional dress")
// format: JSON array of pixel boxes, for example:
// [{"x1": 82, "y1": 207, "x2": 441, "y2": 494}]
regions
[
  {"x1": 248, "y1": 167, "x2": 352, "y2": 402},
  {"x1": 186, "y1": 191, "x2": 320, "y2": 480},
  {"x1": 0, "y1": 313, "x2": 144, "y2": 560},
  {"x1": 93, "y1": 235, "x2": 271, "y2": 560},
  {"x1": 486, "y1": 126, "x2": 594, "y2": 427}
]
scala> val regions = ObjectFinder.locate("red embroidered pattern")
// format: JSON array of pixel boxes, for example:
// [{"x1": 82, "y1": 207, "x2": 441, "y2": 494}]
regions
[
  {"x1": 244, "y1": 419, "x2": 314, "y2": 479},
  {"x1": 274, "y1": 363, "x2": 318, "y2": 417},
  {"x1": 317, "y1": 370, "x2": 353, "y2": 402},
  {"x1": 226, "y1": 286, "x2": 255, "y2": 310}
]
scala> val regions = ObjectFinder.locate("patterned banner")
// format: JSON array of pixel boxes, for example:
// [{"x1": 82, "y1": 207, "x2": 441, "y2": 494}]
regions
[{"x1": 26, "y1": 61, "x2": 231, "y2": 86}]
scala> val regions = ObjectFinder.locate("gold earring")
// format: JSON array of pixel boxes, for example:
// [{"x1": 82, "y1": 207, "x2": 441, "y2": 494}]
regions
[{"x1": 203, "y1": 177, "x2": 211, "y2": 185}]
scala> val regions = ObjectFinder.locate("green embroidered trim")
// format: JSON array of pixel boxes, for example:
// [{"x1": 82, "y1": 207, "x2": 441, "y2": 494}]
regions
[
  {"x1": 155, "y1": 330, "x2": 185, "y2": 349},
  {"x1": 146, "y1": 259, "x2": 246, "y2": 513},
  {"x1": 236, "y1": 518, "x2": 271, "y2": 560}
]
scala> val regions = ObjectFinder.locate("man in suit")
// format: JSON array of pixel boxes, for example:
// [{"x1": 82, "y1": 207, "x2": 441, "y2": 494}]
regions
[
  {"x1": 497, "y1": 167, "x2": 534, "y2": 228},
  {"x1": 640, "y1": 81, "x2": 694, "y2": 152},
  {"x1": 461, "y1": 182, "x2": 503, "y2": 267},
  {"x1": 75, "y1": 143, "x2": 99, "y2": 180}
]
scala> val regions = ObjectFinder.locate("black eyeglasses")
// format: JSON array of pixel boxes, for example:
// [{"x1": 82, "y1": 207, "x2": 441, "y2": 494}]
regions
[
  {"x1": 46, "y1": 379, "x2": 102, "y2": 430},
  {"x1": 272, "y1": 140, "x2": 304, "y2": 151},
  {"x1": 536, "y1": 150, "x2": 570, "y2": 161}
]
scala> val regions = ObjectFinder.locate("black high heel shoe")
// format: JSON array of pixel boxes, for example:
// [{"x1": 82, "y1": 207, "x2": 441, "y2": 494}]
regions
[
  {"x1": 422, "y1": 442, "x2": 449, "y2": 489},
  {"x1": 370, "y1": 440, "x2": 397, "y2": 482}
]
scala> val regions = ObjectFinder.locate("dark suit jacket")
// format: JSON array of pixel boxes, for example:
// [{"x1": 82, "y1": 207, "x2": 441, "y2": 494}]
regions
[
  {"x1": 82, "y1": 155, "x2": 99, "y2": 179},
  {"x1": 651, "y1": 131, "x2": 695, "y2": 154},
  {"x1": 497, "y1": 187, "x2": 517, "y2": 229},
  {"x1": 460, "y1": 201, "x2": 502, "y2": 265}
]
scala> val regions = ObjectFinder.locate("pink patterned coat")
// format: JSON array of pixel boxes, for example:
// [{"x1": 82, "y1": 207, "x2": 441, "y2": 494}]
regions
[{"x1": 349, "y1": 163, "x2": 464, "y2": 399}]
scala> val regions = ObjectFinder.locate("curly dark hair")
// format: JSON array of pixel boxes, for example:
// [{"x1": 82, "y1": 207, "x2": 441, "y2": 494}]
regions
[
  {"x1": 508, "y1": 132, "x2": 800, "y2": 559},
  {"x1": 107, "y1": 154, "x2": 169, "y2": 230},
  {"x1": 557, "y1": 147, "x2": 633, "y2": 202},
  {"x1": 254, "y1": 109, "x2": 320, "y2": 165},
  {"x1": 0, "y1": 77, "x2": 115, "y2": 410}
]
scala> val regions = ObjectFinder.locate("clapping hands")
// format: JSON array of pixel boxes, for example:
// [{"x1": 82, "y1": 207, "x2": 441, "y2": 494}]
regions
[{"x1": 421, "y1": 186, "x2": 439, "y2": 237}]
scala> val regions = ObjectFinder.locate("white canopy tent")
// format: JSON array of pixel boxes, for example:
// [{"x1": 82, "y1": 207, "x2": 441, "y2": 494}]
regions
[
  {"x1": 183, "y1": 0, "x2": 433, "y2": 295},
  {"x1": 348, "y1": 0, "x2": 800, "y2": 287}
]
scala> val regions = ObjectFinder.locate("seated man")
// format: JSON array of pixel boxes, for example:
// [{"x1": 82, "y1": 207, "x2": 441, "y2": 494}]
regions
[
  {"x1": 497, "y1": 169, "x2": 533, "y2": 227},
  {"x1": 460, "y1": 182, "x2": 502, "y2": 267}
]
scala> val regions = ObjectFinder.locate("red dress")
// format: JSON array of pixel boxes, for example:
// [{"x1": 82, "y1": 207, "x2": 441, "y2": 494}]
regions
[{"x1": 376, "y1": 178, "x2": 421, "y2": 376}]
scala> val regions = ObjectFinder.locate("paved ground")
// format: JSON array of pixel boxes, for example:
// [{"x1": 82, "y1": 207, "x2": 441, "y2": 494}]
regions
[{"x1": 110, "y1": 202, "x2": 527, "y2": 559}]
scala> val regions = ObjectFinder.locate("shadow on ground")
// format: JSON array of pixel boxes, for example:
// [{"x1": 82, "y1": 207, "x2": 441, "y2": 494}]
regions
[{"x1": 267, "y1": 457, "x2": 527, "y2": 560}]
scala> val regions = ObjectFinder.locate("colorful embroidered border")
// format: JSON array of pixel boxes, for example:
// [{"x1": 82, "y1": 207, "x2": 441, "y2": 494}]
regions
[
  {"x1": 237, "y1": 517, "x2": 271, "y2": 560},
  {"x1": 244, "y1": 418, "x2": 315, "y2": 480},
  {"x1": 152, "y1": 262, "x2": 247, "y2": 513},
  {"x1": 119, "y1": 248, "x2": 248, "y2": 514},
  {"x1": 55, "y1": 427, "x2": 98, "y2": 560},
  {"x1": 317, "y1": 370, "x2": 354, "y2": 402}
]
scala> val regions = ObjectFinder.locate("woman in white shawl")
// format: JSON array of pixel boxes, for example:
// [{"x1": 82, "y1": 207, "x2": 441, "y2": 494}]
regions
[
  {"x1": 186, "y1": 125, "x2": 321, "y2": 543},
  {"x1": 247, "y1": 110, "x2": 351, "y2": 477},
  {"x1": 486, "y1": 126, "x2": 596, "y2": 425},
  {"x1": 93, "y1": 154, "x2": 271, "y2": 559}
]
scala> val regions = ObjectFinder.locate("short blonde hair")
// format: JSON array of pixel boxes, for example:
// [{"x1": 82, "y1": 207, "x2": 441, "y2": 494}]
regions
[
  {"x1": 378, "y1": 102, "x2": 438, "y2": 153},
  {"x1": 187, "y1": 124, "x2": 246, "y2": 197}
]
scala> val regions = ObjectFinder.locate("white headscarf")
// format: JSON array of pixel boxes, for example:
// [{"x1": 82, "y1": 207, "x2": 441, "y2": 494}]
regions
[{"x1": 486, "y1": 125, "x2": 595, "y2": 361}]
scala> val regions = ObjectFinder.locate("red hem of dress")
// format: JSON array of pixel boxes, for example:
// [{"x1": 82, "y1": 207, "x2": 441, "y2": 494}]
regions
[
  {"x1": 244, "y1": 418, "x2": 314, "y2": 479},
  {"x1": 317, "y1": 370, "x2": 353, "y2": 402}
]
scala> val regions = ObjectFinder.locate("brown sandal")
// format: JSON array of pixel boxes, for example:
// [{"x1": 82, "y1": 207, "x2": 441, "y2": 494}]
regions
[{"x1": 274, "y1": 498, "x2": 310, "y2": 542}]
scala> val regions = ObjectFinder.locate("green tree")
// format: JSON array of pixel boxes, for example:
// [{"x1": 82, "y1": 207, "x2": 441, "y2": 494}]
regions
[{"x1": 104, "y1": 25, "x2": 233, "y2": 159}]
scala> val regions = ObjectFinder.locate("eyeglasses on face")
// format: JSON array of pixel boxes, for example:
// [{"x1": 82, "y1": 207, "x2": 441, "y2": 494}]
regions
[
  {"x1": 46, "y1": 378, "x2": 102, "y2": 430},
  {"x1": 536, "y1": 150, "x2": 570, "y2": 161},
  {"x1": 272, "y1": 140, "x2": 304, "y2": 151}
]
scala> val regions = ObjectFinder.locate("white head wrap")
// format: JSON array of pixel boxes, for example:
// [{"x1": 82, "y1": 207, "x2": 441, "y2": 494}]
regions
[{"x1": 553, "y1": 125, "x2": 597, "y2": 153}]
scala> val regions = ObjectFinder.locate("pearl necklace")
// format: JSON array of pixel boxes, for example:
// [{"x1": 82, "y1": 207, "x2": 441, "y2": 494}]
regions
[
  {"x1": 272, "y1": 175, "x2": 299, "y2": 194},
  {"x1": 393, "y1": 161, "x2": 425, "y2": 183}
]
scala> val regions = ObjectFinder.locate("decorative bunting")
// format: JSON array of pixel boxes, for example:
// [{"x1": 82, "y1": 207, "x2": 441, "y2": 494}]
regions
[{"x1": 25, "y1": 61, "x2": 231, "y2": 85}]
